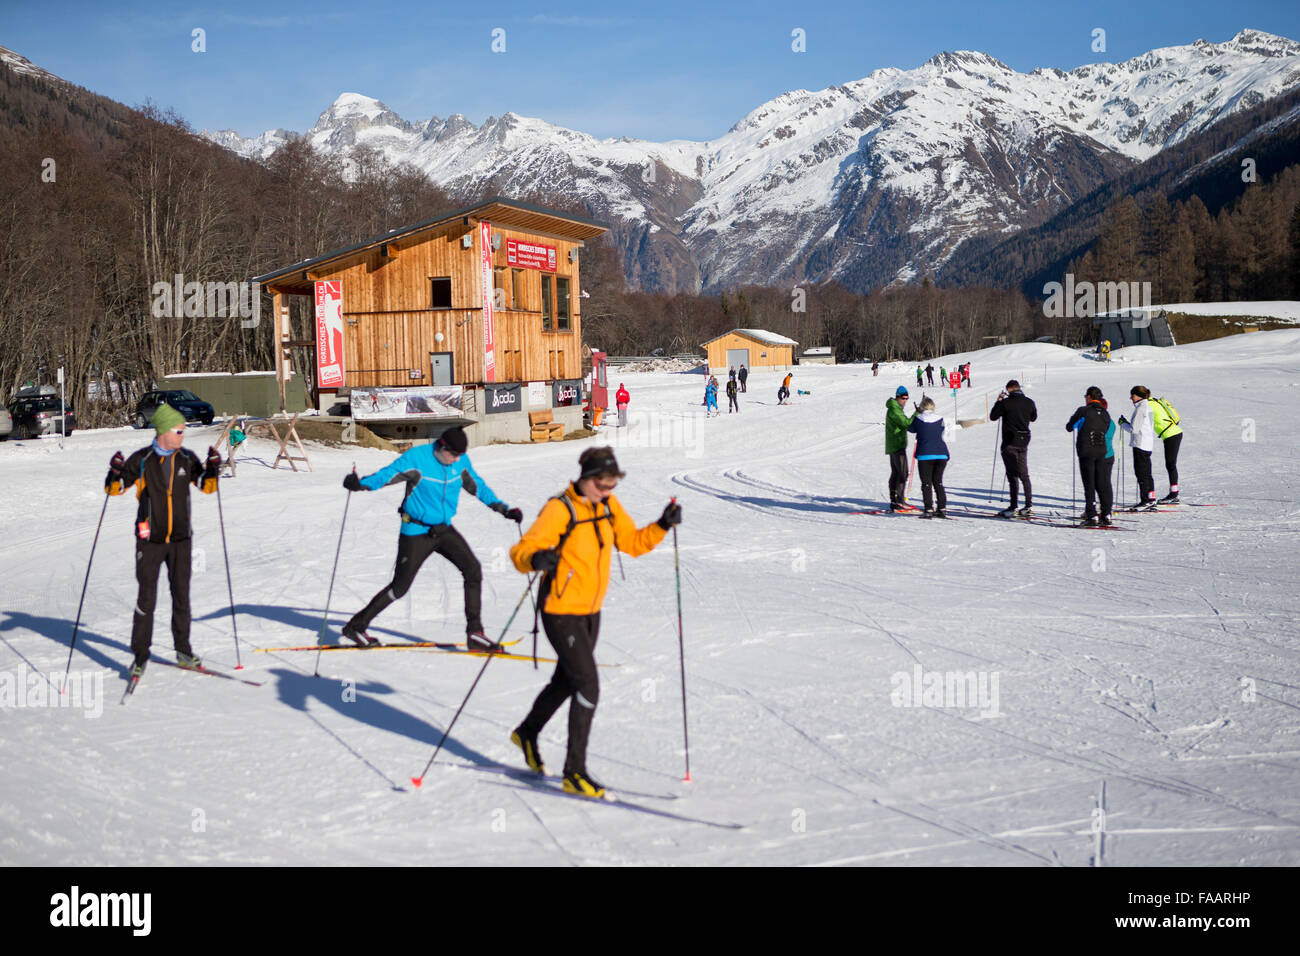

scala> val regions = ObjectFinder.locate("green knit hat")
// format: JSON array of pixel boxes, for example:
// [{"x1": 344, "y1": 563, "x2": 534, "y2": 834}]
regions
[{"x1": 151, "y1": 403, "x2": 186, "y2": 434}]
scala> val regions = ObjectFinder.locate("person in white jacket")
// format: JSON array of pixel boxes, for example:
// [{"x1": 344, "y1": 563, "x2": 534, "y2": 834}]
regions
[{"x1": 1118, "y1": 385, "x2": 1156, "y2": 510}]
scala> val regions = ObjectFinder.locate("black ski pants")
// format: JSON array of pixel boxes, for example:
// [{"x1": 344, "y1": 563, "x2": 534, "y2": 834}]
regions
[
  {"x1": 520, "y1": 612, "x2": 602, "y2": 775},
  {"x1": 350, "y1": 525, "x2": 483, "y2": 634},
  {"x1": 888, "y1": 451, "x2": 908, "y2": 504},
  {"x1": 728, "y1": 393, "x2": 739, "y2": 413},
  {"x1": 1162, "y1": 433, "x2": 1182, "y2": 489},
  {"x1": 918, "y1": 459, "x2": 947, "y2": 511},
  {"x1": 131, "y1": 538, "x2": 194, "y2": 661},
  {"x1": 1078, "y1": 455, "x2": 1114, "y2": 519},
  {"x1": 1001, "y1": 444, "x2": 1031, "y2": 509},
  {"x1": 1133, "y1": 448, "x2": 1154, "y2": 503}
]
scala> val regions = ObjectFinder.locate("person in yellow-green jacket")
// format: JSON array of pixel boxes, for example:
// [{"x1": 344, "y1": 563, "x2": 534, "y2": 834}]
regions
[
  {"x1": 508, "y1": 447, "x2": 681, "y2": 799},
  {"x1": 1150, "y1": 394, "x2": 1184, "y2": 503},
  {"x1": 104, "y1": 404, "x2": 221, "y2": 678}
]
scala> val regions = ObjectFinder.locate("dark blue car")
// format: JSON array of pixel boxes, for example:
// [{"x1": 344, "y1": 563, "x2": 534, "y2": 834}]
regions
[{"x1": 135, "y1": 389, "x2": 215, "y2": 428}]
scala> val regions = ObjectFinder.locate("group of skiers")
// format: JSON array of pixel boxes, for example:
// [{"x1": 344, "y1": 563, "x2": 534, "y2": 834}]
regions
[
  {"x1": 915, "y1": 363, "x2": 971, "y2": 389},
  {"x1": 885, "y1": 380, "x2": 1183, "y2": 526},
  {"x1": 103, "y1": 406, "x2": 681, "y2": 800}
]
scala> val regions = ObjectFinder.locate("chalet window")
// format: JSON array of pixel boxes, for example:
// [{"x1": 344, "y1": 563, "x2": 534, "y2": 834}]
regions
[
  {"x1": 557, "y1": 277, "x2": 571, "y2": 330},
  {"x1": 541, "y1": 274, "x2": 553, "y2": 331},
  {"x1": 494, "y1": 267, "x2": 507, "y2": 308},
  {"x1": 431, "y1": 277, "x2": 452, "y2": 309},
  {"x1": 511, "y1": 269, "x2": 524, "y2": 311}
]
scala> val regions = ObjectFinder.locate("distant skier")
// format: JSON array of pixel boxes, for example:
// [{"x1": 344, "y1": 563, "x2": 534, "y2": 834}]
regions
[
  {"x1": 939, "y1": 366, "x2": 946, "y2": 387},
  {"x1": 738, "y1": 365, "x2": 748, "y2": 392},
  {"x1": 916, "y1": 366, "x2": 923, "y2": 389},
  {"x1": 1150, "y1": 393, "x2": 1183, "y2": 503},
  {"x1": 728, "y1": 366, "x2": 736, "y2": 382},
  {"x1": 885, "y1": 386, "x2": 916, "y2": 512},
  {"x1": 989, "y1": 380, "x2": 1037, "y2": 517},
  {"x1": 509, "y1": 447, "x2": 680, "y2": 798},
  {"x1": 105, "y1": 404, "x2": 221, "y2": 678},
  {"x1": 778, "y1": 371, "x2": 792, "y2": 404},
  {"x1": 871, "y1": 361, "x2": 880, "y2": 377},
  {"x1": 705, "y1": 378, "x2": 719, "y2": 416},
  {"x1": 925, "y1": 363, "x2": 935, "y2": 386},
  {"x1": 1066, "y1": 386, "x2": 1115, "y2": 527},
  {"x1": 908, "y1": 396, "x2": 950, "y2": 517},
  {"x1": 961, "y1": 363, "x2": 971, "y2": 388},
  {"x1": 339, "y1": 426, "x2": 523, "y2": 651},
  {"x1": 1118, "y1": 385, "x2": 1155, "y2": 509},
  {"x1": 615, "y1": 382, "x2": 630, "y2": 428},
  {"x1": 726, "y1": 376, "x2": 739, "y2": 414}
]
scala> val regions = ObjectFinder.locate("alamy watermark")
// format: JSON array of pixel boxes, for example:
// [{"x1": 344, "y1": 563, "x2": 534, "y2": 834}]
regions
[
  {"x1": 151, "y1": 274, "x2": 261, "y2": 328},
  {"x1": 606, "y1": 410, "x2": 705, "y2": 458},
  {"x1": 1042, "y1": 274, "x2": 1152, "y2": 325},
  {"x1": 1, "y1": 665, "x2": 104, "y2": 718},
  {"x1": 890, "y1": 665, "x2": 1001, "y2": 718}
]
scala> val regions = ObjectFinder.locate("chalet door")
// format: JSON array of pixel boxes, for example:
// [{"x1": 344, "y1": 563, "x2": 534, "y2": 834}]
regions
[
  {"x1": 726, "y1": 348, "x2": 750, "y2": 369},
  {"x1": 429, "y1": 352, "x2": 454, "y2": 385}
]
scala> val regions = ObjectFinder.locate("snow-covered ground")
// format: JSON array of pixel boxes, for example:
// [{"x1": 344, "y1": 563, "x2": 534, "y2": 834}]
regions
[{"x1": 2, "y1": 332, "x2": 1298, "y2": 865}]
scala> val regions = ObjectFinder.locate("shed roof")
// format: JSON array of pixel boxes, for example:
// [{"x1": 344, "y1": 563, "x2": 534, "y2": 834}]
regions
[
  {"x1": 253, "y1": 196, "x2": 608, "y2": 294},
  {"x1": 701, "y1": 328, "x2": 799, "y2": 348},
  {"x1": 803, "y1": 346, "x2": 833, "y2": 355}
]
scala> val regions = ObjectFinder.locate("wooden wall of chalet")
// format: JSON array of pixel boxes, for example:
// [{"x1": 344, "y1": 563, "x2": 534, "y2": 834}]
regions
[
  {"x1": 308, "y1": 220, "x2": 583, "y2": 388},
  {"x1": 704, "y1": 332, "x2": 794, "y2": 370}
]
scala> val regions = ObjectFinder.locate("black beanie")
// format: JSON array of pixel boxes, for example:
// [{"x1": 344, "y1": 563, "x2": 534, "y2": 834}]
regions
[{"x1": 439, "y1": 426, "x2": 468, "y2": 453}]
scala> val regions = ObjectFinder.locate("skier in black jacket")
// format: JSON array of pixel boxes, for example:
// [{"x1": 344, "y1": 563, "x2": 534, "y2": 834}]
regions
[
  {"x1": 105, "y1": 404, "x2": 221, "y2": 677},
  {"x1": 989, "y1": 380, "x2": 1037, "y2": 517},
  {"x1": 1065, "y1": 386, "x2": 1115, "y2": 527}
]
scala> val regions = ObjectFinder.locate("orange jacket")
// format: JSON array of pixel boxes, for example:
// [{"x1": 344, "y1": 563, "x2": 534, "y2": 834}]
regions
[
  {"x1": 782, "y1": 373, "x2": 792, "y2": 389},
  {"x1": 511, "y1": 484, "x2": 666, "y2": 615}
]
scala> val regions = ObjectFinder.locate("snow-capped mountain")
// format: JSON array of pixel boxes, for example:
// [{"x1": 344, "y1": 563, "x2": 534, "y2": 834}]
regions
[{"x1": 207, "y1": 29, "x2": 1300, "y2": 293}]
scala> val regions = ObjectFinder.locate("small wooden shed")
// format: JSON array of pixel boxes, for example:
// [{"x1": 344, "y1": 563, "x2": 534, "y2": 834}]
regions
[{"x1": 701, "y1": 329, "x2": 798, "y2": 373}]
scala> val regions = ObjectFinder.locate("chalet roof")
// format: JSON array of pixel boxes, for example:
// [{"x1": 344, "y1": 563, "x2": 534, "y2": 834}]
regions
[
  {"x1": 253, "y1": 196, "x2": 608, "y2": 293},
  {"x1": 701, "y1": 328, "x2": 799, "y2": 348}
]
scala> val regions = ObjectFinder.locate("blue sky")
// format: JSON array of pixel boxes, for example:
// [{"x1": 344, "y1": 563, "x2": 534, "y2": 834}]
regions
[{"x1": 3, "y1": 1, "x2": 1298, "y2": 141}]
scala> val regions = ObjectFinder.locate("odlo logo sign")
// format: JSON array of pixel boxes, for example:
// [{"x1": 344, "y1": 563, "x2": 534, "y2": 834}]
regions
[
  {"x1": 558, "y1": 386, "x2": 578, "y2": 403},
  {"x1": 491, "y1": 390, "x2": 517, "y2": 409},
  {"x1": 50, "y1": 886, "x2": 151, "y2": 936}
]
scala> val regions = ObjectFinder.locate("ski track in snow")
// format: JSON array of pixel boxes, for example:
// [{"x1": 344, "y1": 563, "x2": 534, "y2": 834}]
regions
[{"x1": 2, "y1": 335, "x2": 1300, "y2": 864}]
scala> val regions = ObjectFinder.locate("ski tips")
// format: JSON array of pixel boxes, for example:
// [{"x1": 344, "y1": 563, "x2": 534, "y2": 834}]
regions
[{"x1": 410, "y1": 776, "x2": 423, "y2": 788}]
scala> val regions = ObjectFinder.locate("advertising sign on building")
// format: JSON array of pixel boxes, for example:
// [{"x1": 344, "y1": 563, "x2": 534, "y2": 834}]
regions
[
  {"x1": 484, "y1": 383, "x2": 522, "y2": 415},
  {"x1": 314, "y1": 280, "x2": 346, "y2": 388},
  {"x1": 350, "y1": 386, "x2": 464, "y2": 421},
  {"x1": 552, "y1": 378, "x2": 583, "y2": 407},
  {"x1": 480, "y1": 221, "x2": 496, "y2": 383},
  {"x1": 527, "y1": 381, "x2": 548, "y2": 408},
  {"x1": 505, "y1": 238, "x2": 558, "y2": 272}
]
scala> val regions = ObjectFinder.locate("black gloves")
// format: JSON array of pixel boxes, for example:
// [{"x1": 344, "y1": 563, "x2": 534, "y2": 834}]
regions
[
  {"x1": 343, "y1": 472, "x2": 364, "y2": 492},
  {"x1": 1118, "y1": 415, "x2": 1128, "y2": 426},
  {"x1": 657, "y1": 501, "x2": 682, "y2": 530},
  {"x1": 109, "y1": 451, "x2": 125, "y2": 476},
  {"x1": 530, "y1": 549, "x2": 559, "y2": 573},
  {"x1": 491, "y1": 502, "x2": 524, "y2": 523},
  {"x1": 204, "y1": 446, "x2": 222, "y2": 475}
]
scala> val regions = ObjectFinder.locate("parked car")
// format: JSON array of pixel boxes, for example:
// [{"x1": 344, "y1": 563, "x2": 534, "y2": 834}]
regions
[
  {"x1": 0, "y1": 406, "x2": 12, "y2": 440},
  {"x1": 134, "y1": 389, "x2": 215, "y2": 428},
  {"x1": 8, "y1": 394, "x2": 76, "y2": 438}
]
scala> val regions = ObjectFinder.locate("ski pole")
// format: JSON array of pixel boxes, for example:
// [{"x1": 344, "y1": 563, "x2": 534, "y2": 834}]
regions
[
  {"x1": 671, "y1": 499, "x2": 690, "y2": 782},
  {"x1": 214, "y1": 470, "x2": 243, "y2": 668},
  {"x1": 314, "y1": 464, "x2": 355, "y2": 678},
  {"x1": 63, "y1": 492, "x2": 110, "y2": 692},
  {"x1": 411, "y1": 574, "x2": 538, "y2": 788}
]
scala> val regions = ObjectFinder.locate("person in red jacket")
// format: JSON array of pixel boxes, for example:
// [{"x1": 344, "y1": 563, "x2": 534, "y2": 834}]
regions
[{"x1": 615, "y1": 383, "x2": 630, "y2": 427}]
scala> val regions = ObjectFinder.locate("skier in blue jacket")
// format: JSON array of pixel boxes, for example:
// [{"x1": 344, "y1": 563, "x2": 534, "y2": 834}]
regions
[
  {"x1": 340, "y1": 426, "x2": 523, "y2": 650},
  {"x1": 907, "y1": 396, "x2": 950, "y2": 517}
]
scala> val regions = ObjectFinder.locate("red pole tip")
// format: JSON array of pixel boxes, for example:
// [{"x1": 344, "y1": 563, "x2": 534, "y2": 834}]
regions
[
  {"x1": 235, "y1": 665, "x2": 243, "y2": 670},
  {"x1": 410, "y1": 777, "x2": 423, "y2": 788},
  {"x1": 683, "y1": 773, "x2": 692, "y2": 783}
]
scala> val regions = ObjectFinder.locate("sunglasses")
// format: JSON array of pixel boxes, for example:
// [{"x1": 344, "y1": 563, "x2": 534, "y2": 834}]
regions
[{"x1": 593, "y1": 478, "x2": 619, "y2": 492}]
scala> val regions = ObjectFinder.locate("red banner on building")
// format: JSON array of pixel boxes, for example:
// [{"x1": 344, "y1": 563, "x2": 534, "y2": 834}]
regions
[
  {"x1": 314, "y1": 280, "x2": 346, "y2": 389},
  {"x1": 480, "y1": 221, "x2": 496, "y2": 383},
  {"x1": 505, "y1": 237, "x2": 558, "y2": 272}
]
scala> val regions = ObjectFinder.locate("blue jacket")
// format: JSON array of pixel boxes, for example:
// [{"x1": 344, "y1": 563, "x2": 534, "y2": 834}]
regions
[
  {"x1": 908, "y1": 411, "x2": 949, "y2": 460},
  {"x1": 359, "y1": 444, "x2": 502, "y2": 535}
]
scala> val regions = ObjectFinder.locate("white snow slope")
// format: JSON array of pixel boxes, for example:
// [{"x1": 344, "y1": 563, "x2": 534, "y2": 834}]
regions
[{"x1": 2, "y1": 332, "x2": 1298, "y2": 866}]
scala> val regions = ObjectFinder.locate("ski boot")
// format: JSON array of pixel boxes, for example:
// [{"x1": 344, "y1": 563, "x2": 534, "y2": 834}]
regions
[
  {"x1": 176, "y1": 651, "x2": 202, "y2": 670},
  {"x1": 1157, "y1": 490, "x2": 1179, "y2": 504},
  {"x1": 129, "y1": 657, "x2": 148, "y2": 680},
  {"x1": 1079, "y1": 515, "x2": 1099, "y2": 528},
  {"x1": 562, "y1": 768, "x2": 606, "y2": 799},
  {"x1": 510, "y1": 728, "x2": 545, "y2": 774},
  {"x1": 1097, "y1": 514, "x2": 1113, "y2": 528},
  {"x1": 996, "y1": 507, "x2": 1016, "y2": 519},
  {"x1": 466, "y1": 630, "x2": 503, "y2": 653},
  {"x1": 342, "y1": 622, "x2": 379, "y2": 647},
  {"x1": 1016, "y1": 506, "x2": 1034, "y2": 518}
]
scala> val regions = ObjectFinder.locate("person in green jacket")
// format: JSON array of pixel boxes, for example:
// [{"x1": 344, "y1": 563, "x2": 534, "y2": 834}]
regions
[
  {"x1": 1150, "y1": 395, "x2": 1183, "y2": 503},
  {"x1": 886, "y1": 386, "x2": 916, "y2": 511}
]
